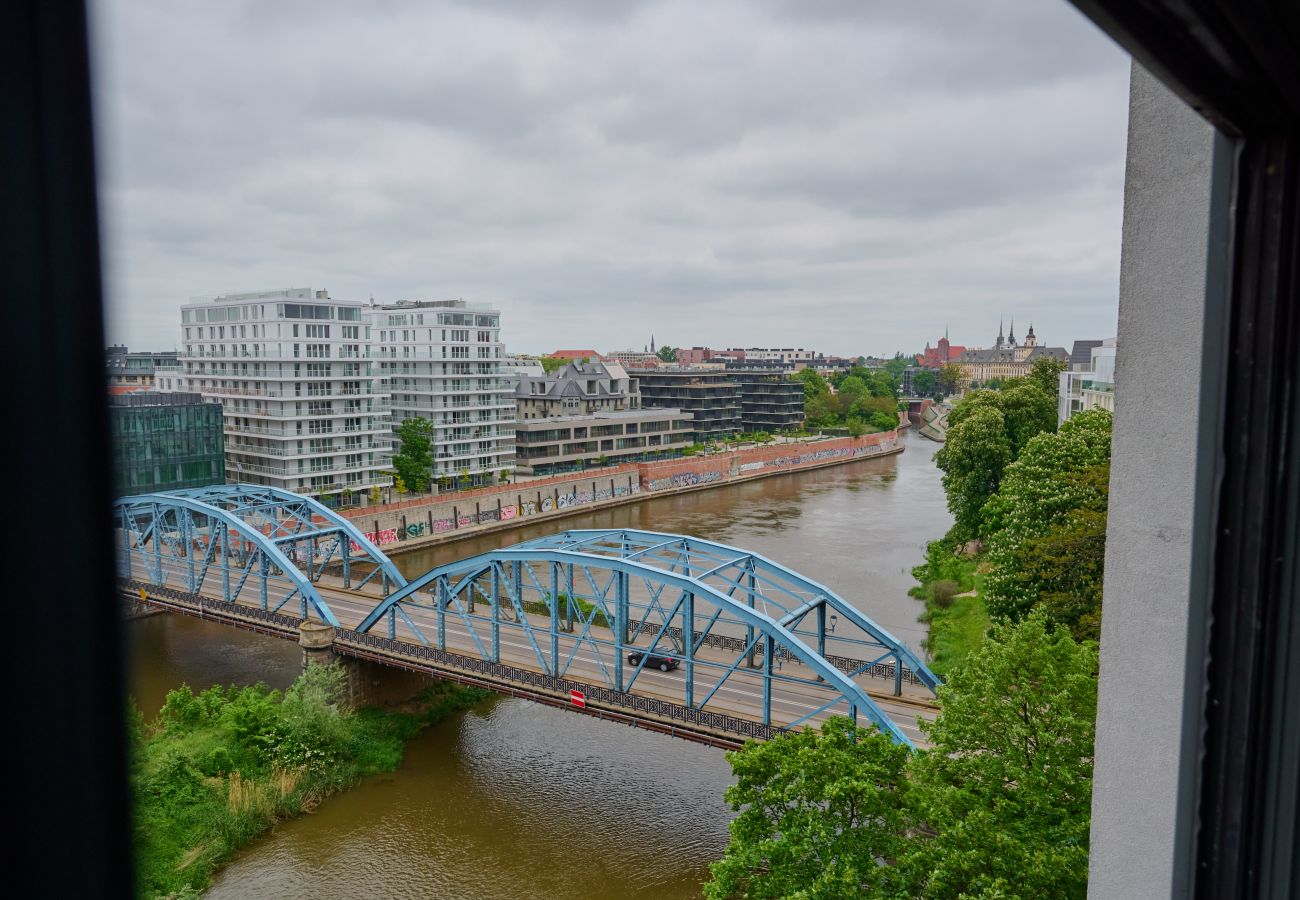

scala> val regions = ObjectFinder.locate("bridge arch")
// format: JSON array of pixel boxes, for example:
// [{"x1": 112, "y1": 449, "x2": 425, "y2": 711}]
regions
[
  {"x1": 357, "y1": 530, "x2": 939, "y2": 745},
  {"x1": 113, "y1": 484, "x2": 408, "y2": 626}
]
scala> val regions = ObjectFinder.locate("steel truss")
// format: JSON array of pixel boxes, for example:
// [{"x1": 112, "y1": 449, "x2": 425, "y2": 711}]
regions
[
  {"x1": 357, "y1": 529, "x2": 939, "y2": 745},
  {"x1": 113, "y1": 484, "x2": 406, "y2": 625}
]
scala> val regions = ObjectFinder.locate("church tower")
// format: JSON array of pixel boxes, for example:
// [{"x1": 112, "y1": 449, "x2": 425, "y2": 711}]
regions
[
  {"x1": 1024, "y1": 323, "x2": 1037, "y2": 348},
  {"x1": 995, "y1": 319, "x2": 1006, "y2": 350}
]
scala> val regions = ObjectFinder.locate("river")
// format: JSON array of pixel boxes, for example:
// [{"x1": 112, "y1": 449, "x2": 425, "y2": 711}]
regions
[{"x1": 127, "y1": 429, "x2": 949, "y2": 898}]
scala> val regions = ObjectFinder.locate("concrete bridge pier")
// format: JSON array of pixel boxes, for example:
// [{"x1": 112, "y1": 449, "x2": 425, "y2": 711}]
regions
[
  {"x1": 298, "y1": 618, "x2": 337, "y2": 669},
  {"x1": 298, "y1": 618, "x2": 438, "y2": 709}
]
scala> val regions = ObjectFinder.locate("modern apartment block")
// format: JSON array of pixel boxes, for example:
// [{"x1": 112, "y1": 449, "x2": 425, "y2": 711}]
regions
[
  {"x1": 106, "y1": 345, "x2": 180, "y2": 394},
  {"x1": 109, "y1": 392, "x2": 225, "y2": 496},
  {"x1": 728, "y1": 347, "x2": 817, "y2": 365},
  {"x1": 630, "y1": 368, "x2": 742, "y2": 441},
  {"x1": 365, "y1": 299, "x2": 515, "y2": 486},
  {"x1": 180, "y1": 288, "x2": 392, "y2": 499},
  {"x1": 514, "y1": 408, "x2": 694, "y2": 475},
  {"x1": 1059, "y1": 338, "x2": 1117, "y2": 424},
  {"x1": 727, "y1": 369, "x2": 805, "y2": 432},
  {"x1": 514, "y1": 360, "x2": 639, "y2": 420}
]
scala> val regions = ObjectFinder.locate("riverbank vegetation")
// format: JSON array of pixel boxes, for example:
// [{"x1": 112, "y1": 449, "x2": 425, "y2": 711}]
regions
[
  {"x1": 131, "y1": 666, "x2": 486, "y2": 898},
  {"x1": 917, "y1": 356, "x2": 1108, "y2": 671},
  {"x1": 796, "y1": 367, "x2": 899, "y2": 434},
  {"x1": 909, "y1": 545, "x2": 989, "y2": 676},
  {"x1": 707, "y1": 358, "x2": 1108, "y2": 896},
  {"x1": 708, "y1": 610, "x2": 1098, "y2": 899}
]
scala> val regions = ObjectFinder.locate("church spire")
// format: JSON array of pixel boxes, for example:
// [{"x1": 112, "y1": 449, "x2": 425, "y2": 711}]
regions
[
  {"x1": 650, "y1": 334, "x2": 656, "y2": 353},
  {"x1": 1008, "y1": 317, "x2": 1017, "y2": 347}
]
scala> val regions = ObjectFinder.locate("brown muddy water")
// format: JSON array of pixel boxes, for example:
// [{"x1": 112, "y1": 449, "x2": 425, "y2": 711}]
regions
[{"x1": 128, "y1": 430, "x2": 948, "y2": 898}]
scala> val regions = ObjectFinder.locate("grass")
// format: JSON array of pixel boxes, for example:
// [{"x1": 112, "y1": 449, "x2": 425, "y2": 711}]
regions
[
  {"x1": 911, "y1": 542, "x2": 993, "y2": 677},
  {"x1": 521, "y1": 592, "x2": 610, "y2": 630},
  {"x1": 131, "y1": 668, "x2": 487, "y2": 898}
]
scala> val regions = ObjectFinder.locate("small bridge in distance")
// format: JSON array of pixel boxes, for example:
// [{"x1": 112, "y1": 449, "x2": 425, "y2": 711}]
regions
[{"x1": 115, "y1": 485, "x2": 940, "y2": 749}]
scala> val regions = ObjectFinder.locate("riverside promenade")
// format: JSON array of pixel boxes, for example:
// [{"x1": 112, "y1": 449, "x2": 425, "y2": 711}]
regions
[{"x1": 341, "y1": 430, "x2": 903, "y2": 554}]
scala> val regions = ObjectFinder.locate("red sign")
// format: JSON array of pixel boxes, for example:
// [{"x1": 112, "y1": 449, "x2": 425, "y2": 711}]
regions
[{"x1": 570, "y1": 689, "x2": 586, "y2": 709}]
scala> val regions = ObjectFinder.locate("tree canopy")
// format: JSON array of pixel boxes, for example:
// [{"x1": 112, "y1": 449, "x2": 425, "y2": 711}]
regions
[
  {"x1": 706, "y1": 718, "x2": 911, "y2": 899},
  {"x1": 391, "y1": 417, "x2": 434, "y2": 492},
  {"x1": 799, "y1": 368, "x2": 898, "y2": 432},
  {"x1": 901, "y1": 610, "x2": 1098, "y2": 899},
  {"x1": 656, "y1": 345, "x2": 677, "y2": 362},
  {"x1": 935, "y1": 405, "x2": 1012, "y2": 542},
  {"x1": 981, "y1": 408, "x2": 1112, "y2": 635},
  {"x1": 706, "y1": 612, "x2": 1099, "y2": 900},
  {"x1": 1029, "y1": 356, "x2": 1069, "y2": 403},
  {"x1": 911, "y1": 369, "x2": 936, "y2": 397}
]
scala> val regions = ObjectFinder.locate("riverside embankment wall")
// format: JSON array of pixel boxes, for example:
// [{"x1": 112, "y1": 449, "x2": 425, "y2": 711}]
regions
[{"x1": 341, "y1": 430, "x2": 901, "y2": 553}]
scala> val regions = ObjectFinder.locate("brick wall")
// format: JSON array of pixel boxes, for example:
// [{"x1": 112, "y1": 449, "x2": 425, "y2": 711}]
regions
[{"x1": 339, "y1": 430, "x2": 900, "y2": 551}]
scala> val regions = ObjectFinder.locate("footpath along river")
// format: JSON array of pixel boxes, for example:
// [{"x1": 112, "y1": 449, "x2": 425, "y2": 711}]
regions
[{"x1": 127, "y1": 429, "x2": 950, "y2": 899}]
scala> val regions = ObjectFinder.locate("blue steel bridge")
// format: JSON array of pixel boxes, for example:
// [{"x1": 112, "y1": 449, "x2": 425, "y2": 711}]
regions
[{"x1": 115, "y1": 484, "x2": 940, "y2": 749}]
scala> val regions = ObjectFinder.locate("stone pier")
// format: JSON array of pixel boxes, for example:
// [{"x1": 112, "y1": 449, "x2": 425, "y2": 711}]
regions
[{"x1": 298, "y1": 618, "x2": 436, "y2": 708}]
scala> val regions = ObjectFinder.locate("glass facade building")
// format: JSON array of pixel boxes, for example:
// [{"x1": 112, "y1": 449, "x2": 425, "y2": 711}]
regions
[
  {"x1": 110, "y1": 392, "x2": 225, "y2": 496},
  {"x1": 630, "y1": 369, "x2": 742, "y2": 442},
  {"x1": 727, "y1": 369, "x2": 805, "y2": 433}
]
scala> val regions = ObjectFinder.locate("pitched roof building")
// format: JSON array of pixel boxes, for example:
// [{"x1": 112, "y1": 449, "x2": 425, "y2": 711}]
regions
[
  {"x1": 950, "y1": 321, "x2": 1068, "y2": 387},
  {"x1": 916, "y1": 331, "x2": 967, "y2": 368},
  {"x1": 514, "y1": 360, "x2": 638, "y2": 420}
]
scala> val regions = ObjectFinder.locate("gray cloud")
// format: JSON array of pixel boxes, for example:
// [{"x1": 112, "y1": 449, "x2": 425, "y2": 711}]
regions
[{"x1": 91, "y1": 0, "x2": 1129, "y2": 356}]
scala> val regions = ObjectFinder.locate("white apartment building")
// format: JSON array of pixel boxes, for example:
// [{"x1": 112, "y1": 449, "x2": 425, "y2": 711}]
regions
[
  {"x1": 180, "y1": 288, "x2": 393, "y2": 498},
  {"x1": 1059, "y1": 338, "x2": 1117, "y2": 424},
  {"x1": 364, "y1": 299, "x2": 515, "y2": 486},
  {"x1": 729, "y1": 347, "x2": 818, "y2": 364}
]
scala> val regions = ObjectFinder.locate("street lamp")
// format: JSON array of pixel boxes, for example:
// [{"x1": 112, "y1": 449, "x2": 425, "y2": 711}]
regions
[{"x1": 829, "y1": 614, "x2": 838, "y2": 633}]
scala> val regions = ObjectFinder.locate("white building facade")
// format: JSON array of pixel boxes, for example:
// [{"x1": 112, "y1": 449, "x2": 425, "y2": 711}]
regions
[
  {"x1": 1059, "y1": 338, "x2": 1117, "y2": 424},
  {"x1": 180, "y1": 288, "x2": 393, "y2": 498},
  {"x1": 364, "y1": 300, "x2": 515, "y2": 486}
]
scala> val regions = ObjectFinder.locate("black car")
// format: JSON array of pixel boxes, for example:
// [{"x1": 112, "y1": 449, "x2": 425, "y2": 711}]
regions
[{"x1": 627, "y1": 651, "x2": 679, "y2": 672}]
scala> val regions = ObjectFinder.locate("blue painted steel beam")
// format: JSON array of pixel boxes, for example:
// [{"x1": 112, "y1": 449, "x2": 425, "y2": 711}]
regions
[
  {"x1": 522, "y1": 529, "x2": 940, "y2": 694},
  {"x1": 356, "y1": 546, "x2": 913, "y2": 745},
  {"x1": 114, "y1": 493, "x2": 342, "y2": 626}
]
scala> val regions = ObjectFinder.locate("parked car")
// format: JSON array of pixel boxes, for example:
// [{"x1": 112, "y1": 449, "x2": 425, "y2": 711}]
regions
[{"x1": 627, "y1": 651, "x2": 679, "y2": 672}]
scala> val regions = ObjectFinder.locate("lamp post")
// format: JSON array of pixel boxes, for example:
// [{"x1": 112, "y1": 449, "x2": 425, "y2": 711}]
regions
[{"x1": 829, "y1": 614, "x2": 838, "y2": 633}]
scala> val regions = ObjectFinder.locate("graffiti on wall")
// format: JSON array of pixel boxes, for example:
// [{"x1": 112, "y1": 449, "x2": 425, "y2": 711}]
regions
[
  {"x1": 350, "y1": 480, "x2": 641, "y2": 549},
  {"x1": 754, "y1": 437, "x2": 896, "y2": 472},
  {"x1": 345, "y1": 437, "x2": 893, "y2": 550},
  {"x1": 647, "y1": 470, "x2": 724, "y2": 492}
]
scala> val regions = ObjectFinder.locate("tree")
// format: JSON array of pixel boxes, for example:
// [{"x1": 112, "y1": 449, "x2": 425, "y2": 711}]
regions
[
  {"x1": 706, "y1": 718, "x2": 911, "y2": 899},
  {"x1": 981, "y1": 409, "x2": 1112, "y2": 630},
  {"x1": 656, "y1": 345, "x2": 677, "y2": 362},
  {"x1": 1009, "y1": 464, "x2": 1109, "y2": 640},
  {"x1": 884, "y1": 353, "x2": 910, "y2": 381},
  {"x1": 900, "y1": 611, "x2": 1098, "y2": 899},
  {"x1": 935, "y1": 405, "x2": 1012, "y2": 541},
  {"x1": 998, "y1": 381, "x2": 1058, "y2": 457},
  {"x1": 911, "y1": 369, "x2": 936, "y2": 397},
  {"x1": 391, "y1": 417, "x2": 434, "y2": 492},
  {"x1": 540, "y1": 355, "x2": 567, "y2": 373},
  {"x1": 796, "y1": 368, "x2": 835, "y2": 428},
  {"x1": 936, "y1": 363, "x2": 963, "y2": 396},
  {"x1": 1029, "y1": 356, "x2": 1069, "y2": 403}
]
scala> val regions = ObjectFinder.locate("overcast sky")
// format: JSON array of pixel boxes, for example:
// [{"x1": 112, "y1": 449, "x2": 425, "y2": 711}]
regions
[{"x1": 91, "y1": 0, "x2": 1130, "y2": 358}]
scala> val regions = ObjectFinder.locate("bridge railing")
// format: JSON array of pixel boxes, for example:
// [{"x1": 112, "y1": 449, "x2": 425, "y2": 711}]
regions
[
  {"x1": 627, "y1": 620, "x2": 926, "y2": 687},
  {"x1": 334, "y1": 628, "x2": 787, "y2": 742}
]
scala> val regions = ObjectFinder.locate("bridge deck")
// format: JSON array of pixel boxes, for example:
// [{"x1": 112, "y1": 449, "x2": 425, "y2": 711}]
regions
[{"x1": 124, "y1": 563, "x2": 936, "y2": 749}]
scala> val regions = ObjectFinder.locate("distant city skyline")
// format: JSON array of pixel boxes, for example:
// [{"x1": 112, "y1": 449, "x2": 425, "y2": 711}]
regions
[{"x1": 93, "y1": 0, "x2": 1129, "y2": 358}]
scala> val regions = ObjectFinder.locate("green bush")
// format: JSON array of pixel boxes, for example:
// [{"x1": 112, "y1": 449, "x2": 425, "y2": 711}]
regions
[
  {"x1": 131, "y1": 665, "x2": 487, "y2": 898},
  {"x1": 930, "y1": 580, "x2": 960, "y2": 608}
]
